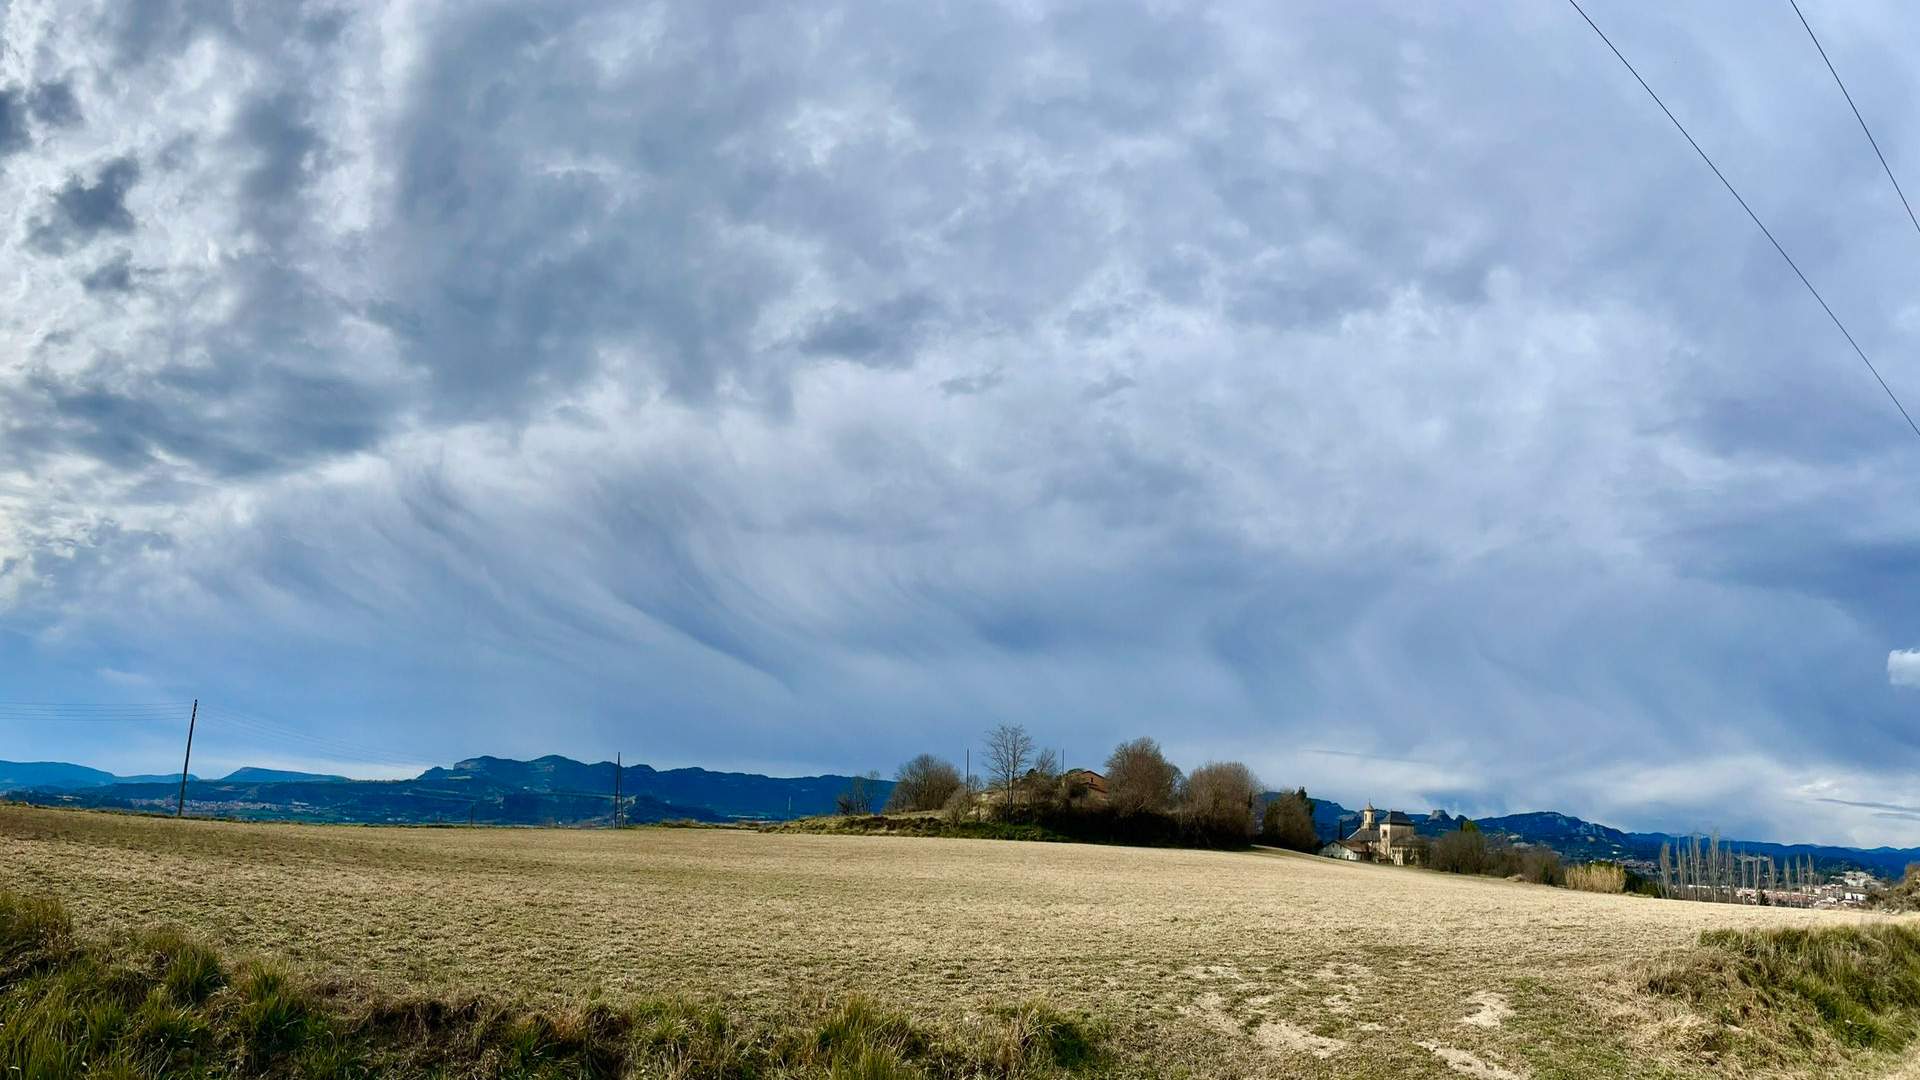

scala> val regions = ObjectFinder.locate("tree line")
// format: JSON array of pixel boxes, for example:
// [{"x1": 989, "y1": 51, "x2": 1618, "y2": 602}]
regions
[
  {"x1": 842, "y1": 725, "x2": 1321, "y2": 851},
  {"x1": 838, "y1": 728, "x2": 1646, "y2": 897},
  {"x1": 1424, "y1": 820, "x2": 1566, "y2": 885},
  {"x1": 1655, "y1": 834, "x2": 1822, "y2": 905}
]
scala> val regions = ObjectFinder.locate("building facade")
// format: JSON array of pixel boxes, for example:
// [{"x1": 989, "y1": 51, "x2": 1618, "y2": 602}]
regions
[{"x1": 1321, "y1": 803, "x2": 1420, "y2": 865}]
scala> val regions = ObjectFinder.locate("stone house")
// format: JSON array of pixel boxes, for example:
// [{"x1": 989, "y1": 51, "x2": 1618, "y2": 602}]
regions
[{"x1": 1320, "y1": 803, "x2": 1420, "y2": 865}]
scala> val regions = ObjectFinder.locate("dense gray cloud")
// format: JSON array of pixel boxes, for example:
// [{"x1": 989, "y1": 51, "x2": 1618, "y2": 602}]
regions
[
  {"x1": 79, "y1": 253, "x2": 132, "y2": 293},
  {"x1": 28, "y1": 154, "x2": 139, "y2": 252},
  {"x1": 3, "y1": 0, "x2": 1920, "y2": 845},
  {"x1": 0, "y1": 87, "x2": 27, "y2": 155},
  {"x1": 28, "y1": 80, "x2": 81, "y2": 127}
]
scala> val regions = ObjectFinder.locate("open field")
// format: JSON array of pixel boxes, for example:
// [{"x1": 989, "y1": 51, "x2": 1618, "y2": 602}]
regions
[{"x1": 2, "y1": 804, "x2": 1913, "y2": 1078}]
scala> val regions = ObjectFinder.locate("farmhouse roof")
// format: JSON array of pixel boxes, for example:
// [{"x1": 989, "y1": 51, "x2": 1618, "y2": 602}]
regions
[{"x1": 1062, "y1": 768, "x2": 1109, "y2": 794}]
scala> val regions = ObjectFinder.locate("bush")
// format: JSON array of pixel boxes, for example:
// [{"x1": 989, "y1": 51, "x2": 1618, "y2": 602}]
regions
[
  {"x1": 1510, "y1": 847, "x2": 1563, "y2": 886},
  {"x1": 1036, "y1": 806, "x2": 1184, "y2": 847},
  {"x1": 1567, "y1": 862, "x2": 1627, "y2": 893},
  {"x1": 940, "y1": 782, "x2": 977, "y2": 825}
]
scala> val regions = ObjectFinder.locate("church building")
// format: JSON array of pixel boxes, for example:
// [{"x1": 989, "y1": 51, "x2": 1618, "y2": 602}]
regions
[{"x1": 1321, "y1": 803, "x2": 1420, "y2": 865}]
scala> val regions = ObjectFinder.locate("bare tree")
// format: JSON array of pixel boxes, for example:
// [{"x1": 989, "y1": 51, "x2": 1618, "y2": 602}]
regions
[
  {"x1": 1104, "y1": 737, "x2": 1182, "y2": 816},
  {"x1": 984, "y1": 723, "x2": 1035, "y2": 812},
  {"x1": 886, "y1": 754, "x2": 963, "y2": 812},
  {"x1": 836, "y1": 770, "x2": 881, "y2": 816}
]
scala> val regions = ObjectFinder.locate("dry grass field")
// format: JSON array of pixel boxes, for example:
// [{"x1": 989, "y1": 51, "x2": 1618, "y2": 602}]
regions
[{"x1": 2, "y1": 804, "x2": 1913, "y2": 1078}]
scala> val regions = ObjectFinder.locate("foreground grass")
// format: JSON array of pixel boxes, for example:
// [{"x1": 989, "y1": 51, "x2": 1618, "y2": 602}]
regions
[
  {"x1": 0, "y1": 888, "x2": 1106, "y2": 1080},
  {"x1": 1649, "y1": 922, "x2": 1920, "y2": 1073}
]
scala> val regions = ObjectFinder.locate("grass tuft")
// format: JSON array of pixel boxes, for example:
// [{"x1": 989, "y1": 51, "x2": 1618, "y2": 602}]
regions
[
  {"x1": 814, "y1": 994, "x2": 929, "y2": 1067},
  {"x1": 0, "y1": 887, "x2": 75, "y2": 979},
  {"x1": 1650, "y1": 922, "x2": 1920, "y2": 1066},
  {"x1": 138, "y1": 926, "x2": 227, "y2": 1005},
  {"x1": 1565, "y1": 863, "x2": 1627, "y2": 894},
  {"x1": 979, "y1": 1001, "x2": 1104, "y2": 1073},
  {"x1": 235, "y1": 960, "x2": 324, "y2": 1064}
]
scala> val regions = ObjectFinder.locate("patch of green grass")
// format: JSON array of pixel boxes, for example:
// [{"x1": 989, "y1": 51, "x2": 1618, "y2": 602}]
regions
[
  {"x1": 1649, "y1": 923, "x2": 1920, "y2": 1069},
  {"x1": 0, "y1": 886, "x2": 73, "y2": 979},
  {"x1": 985, "y1": 1001, "x2": 1102, "y2": 1071},
  {"x1": 1503, "y1": 977, "x2": 1686, "y2": 1080},
  {"x1": 234, "y1": 961, "x2": 326, "y2": 1065},
  {"x1": 0, "y1": 886, "x2": 1108, "y2": 1079},
  {"x1": 138, "y1": 926, "x2": 227, "y2": 1005}
]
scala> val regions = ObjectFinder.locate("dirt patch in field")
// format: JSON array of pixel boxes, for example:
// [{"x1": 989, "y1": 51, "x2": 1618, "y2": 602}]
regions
[
  {"x1": 1418, "y1": 1040, "x2": 1529, "y2": 1079},
  {"x1": 1186, "y1": 991, "x2": 1347, "y2": 1062},
  {"x1": 1462, "y1": 990, "x2": 1513, "y2": 1029}
]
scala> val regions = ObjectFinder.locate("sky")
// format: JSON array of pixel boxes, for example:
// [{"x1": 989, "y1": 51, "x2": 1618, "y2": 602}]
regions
[{"x1": 4, "y1": 1, "x2": 1920, "y2": 847}]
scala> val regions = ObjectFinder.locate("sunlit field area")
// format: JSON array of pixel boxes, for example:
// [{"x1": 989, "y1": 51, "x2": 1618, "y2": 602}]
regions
[{"x1": 6, "y1": 805, "x2": 1917, "y2": 1077}]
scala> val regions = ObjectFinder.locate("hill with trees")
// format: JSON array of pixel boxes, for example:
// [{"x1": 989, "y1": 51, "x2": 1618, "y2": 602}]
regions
[{"x1": 9, "y1": 749, "x2": 1920, "y2": 876}]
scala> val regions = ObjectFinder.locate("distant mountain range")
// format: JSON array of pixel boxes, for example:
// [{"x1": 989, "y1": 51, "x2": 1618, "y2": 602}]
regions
[
  {"x1": 0, "y1": 761, "x2": 190, "y2": 790},
  {"x1": 1299, "y1": 799, "x2": 1920, "y2": 880},
  {"x1": 0, "y1": 755, "x2": 891, "y2": 827},
  {"x1": 8, "y1": 757, "x2": 1916, "y2": 878}
]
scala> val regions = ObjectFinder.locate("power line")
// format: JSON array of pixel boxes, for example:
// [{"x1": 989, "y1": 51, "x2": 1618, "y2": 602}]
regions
[
  {"x1": 1566, "y1": 0, "x2": 1920, "y2": 441},
  {"x1": 0, "y1": 715, "x2": 181, "y2": 723},
  {"x1": 1788, "y1": 0, "x2": 1920, "y2": 238},
  {"x1": 0, "y1": 702, "x2": 191, "y2": 723},
  {"x1": 0, "y1": 702, "x2": 191, "y2": 713},
  {"x1": 194, "y1": 705, "x2": 430, "y2": 771}
]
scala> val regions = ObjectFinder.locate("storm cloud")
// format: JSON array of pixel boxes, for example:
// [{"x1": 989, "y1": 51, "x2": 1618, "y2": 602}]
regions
[{"x1": 4, "y1": 0, "x2": 1920, "y2": 846}]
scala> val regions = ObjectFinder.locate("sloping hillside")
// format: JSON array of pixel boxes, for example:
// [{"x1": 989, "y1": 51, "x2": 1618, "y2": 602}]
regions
[{"x1": 3, "y1": 754, "x2": 887, "y2": 825}]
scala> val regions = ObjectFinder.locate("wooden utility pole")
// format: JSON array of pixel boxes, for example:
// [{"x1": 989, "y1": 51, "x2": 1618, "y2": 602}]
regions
[
  {"x1": 175, "y1": 699, "x2": 198, "y2": 818},
  {"x1": 613, "y1": 752, "x2": 623, "y2": 829}
]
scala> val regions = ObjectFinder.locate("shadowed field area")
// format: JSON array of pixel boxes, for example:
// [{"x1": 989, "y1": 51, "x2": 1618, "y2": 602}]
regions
[{"x1": 2, "y1": 804, "x2": 1913, "y2": 1077}]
